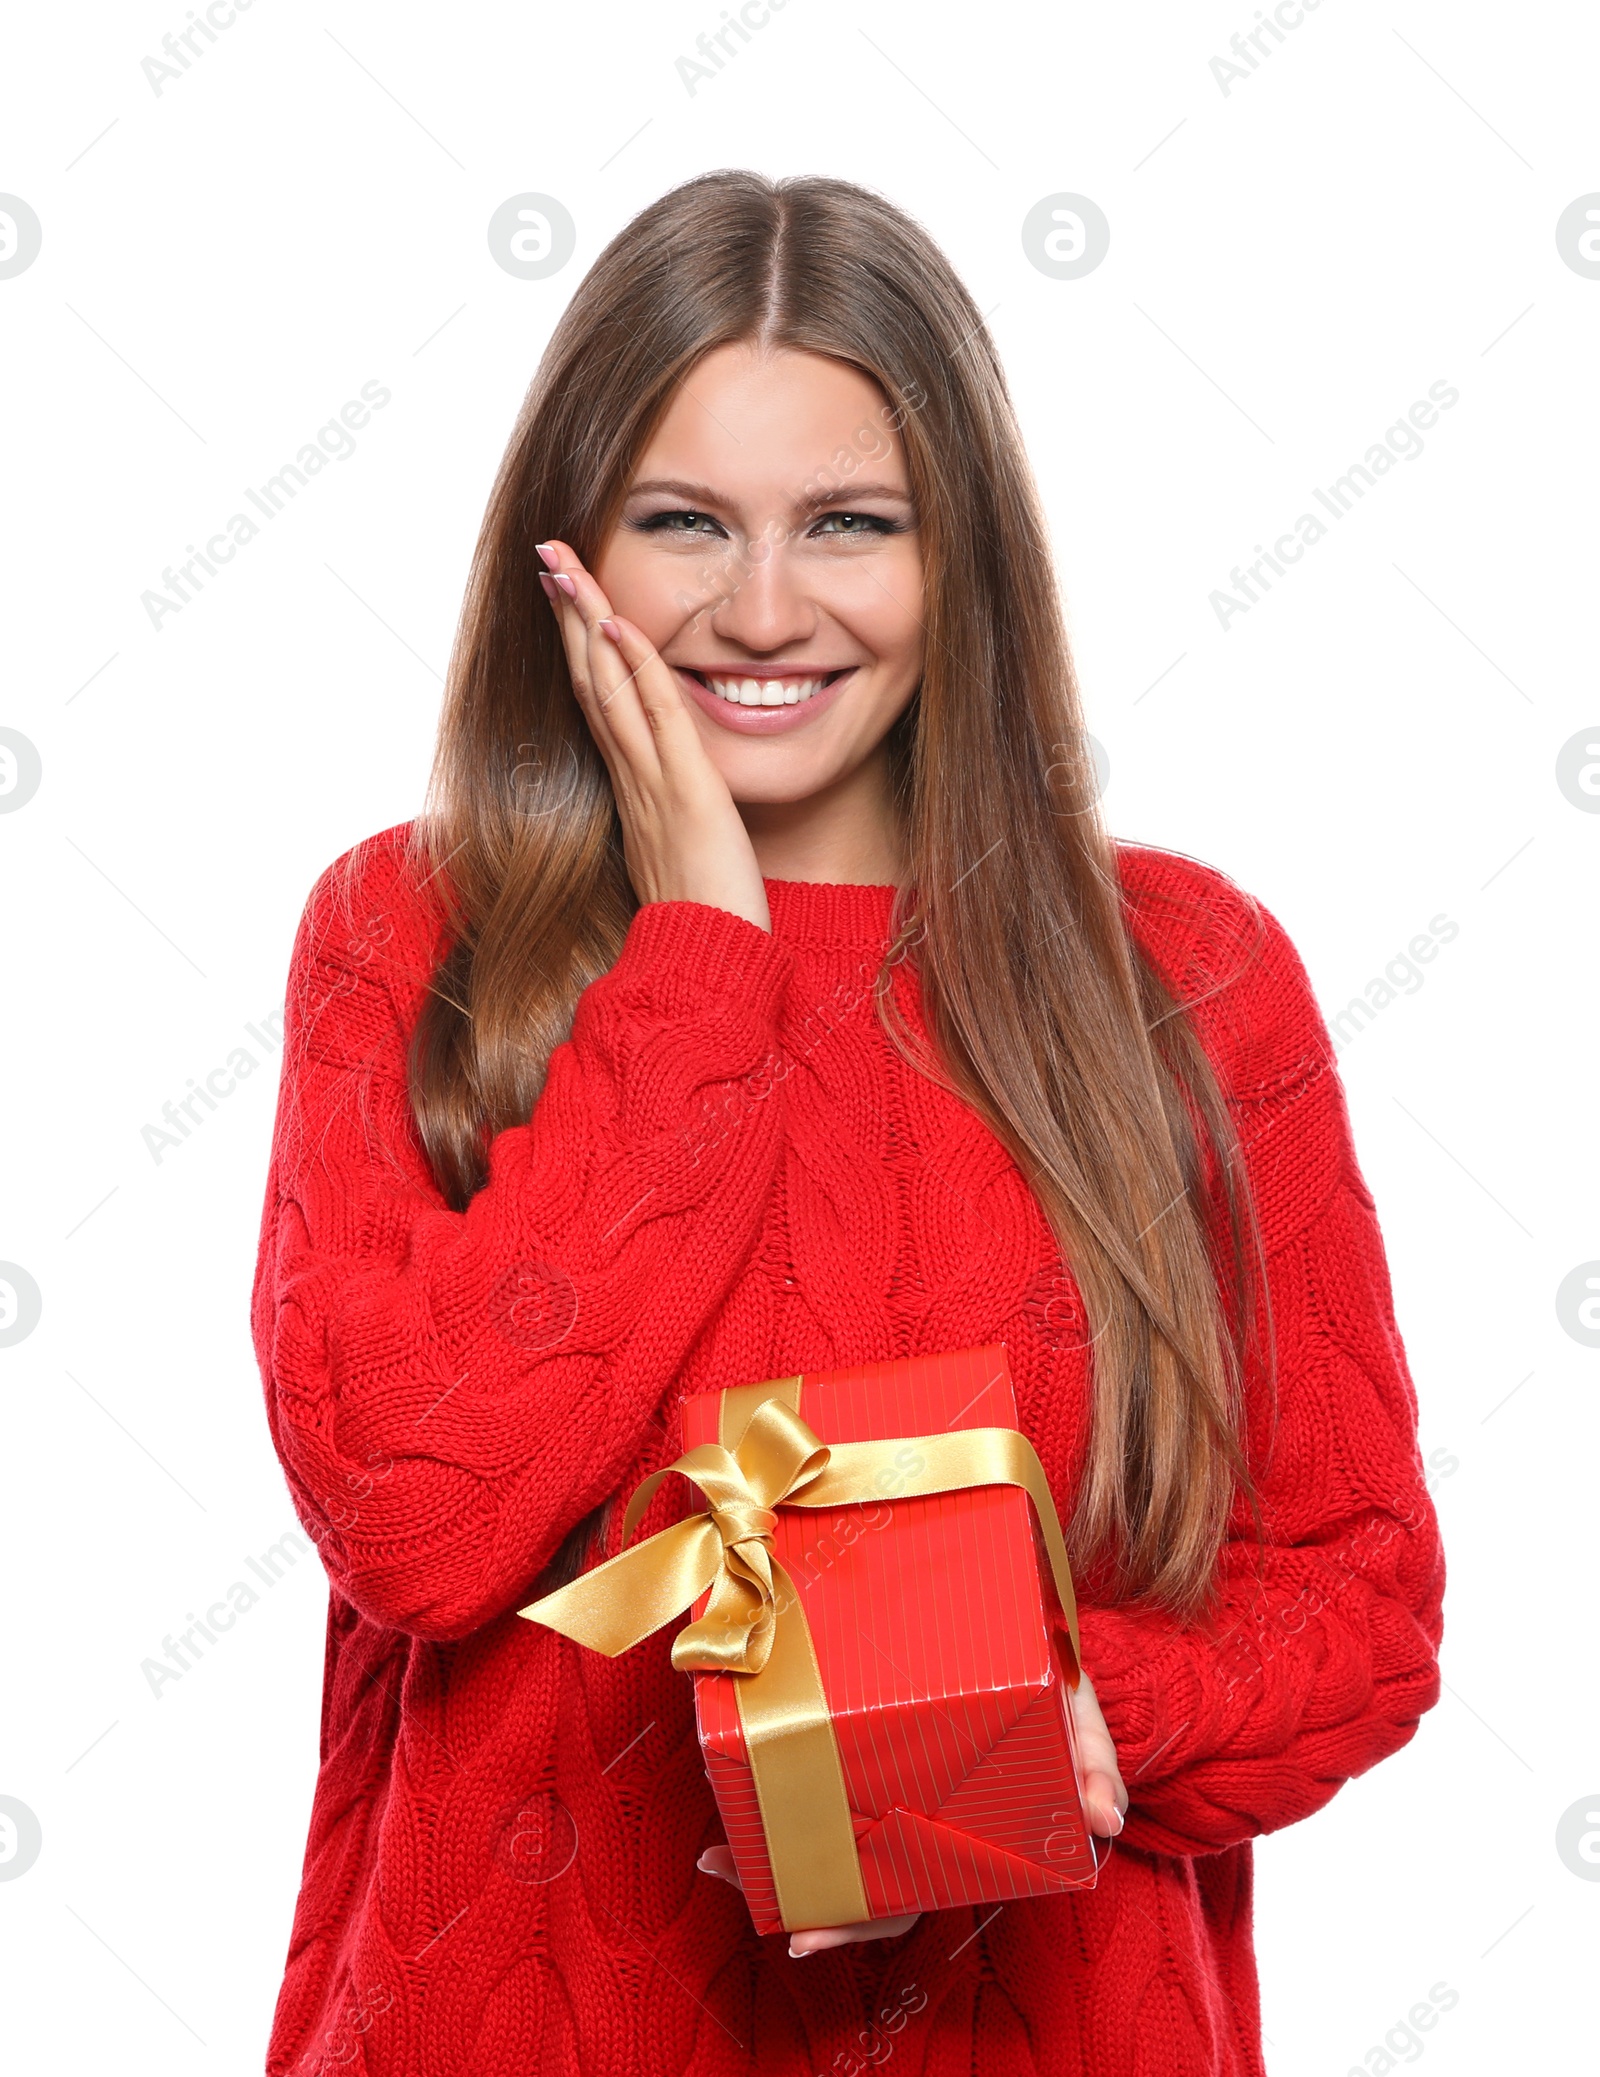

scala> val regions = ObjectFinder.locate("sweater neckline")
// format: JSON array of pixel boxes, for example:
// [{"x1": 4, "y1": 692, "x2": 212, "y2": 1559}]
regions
[{"x1": 761, "y1": 876, "x2": 902, "y2": 946}]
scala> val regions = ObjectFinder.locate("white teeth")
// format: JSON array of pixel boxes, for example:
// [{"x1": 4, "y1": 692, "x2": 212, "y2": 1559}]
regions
[{"x1": 702, "y1": 673, "x2": 830, "y2": 706}]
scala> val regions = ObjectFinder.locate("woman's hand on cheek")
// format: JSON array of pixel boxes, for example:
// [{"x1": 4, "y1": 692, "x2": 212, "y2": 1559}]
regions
[
  {"x1": 695, "y1": 1844, "x2": 921, "y2": 1958},
  {"x1": 535, "y1": 539, "x2": 771, "y2": 933}
]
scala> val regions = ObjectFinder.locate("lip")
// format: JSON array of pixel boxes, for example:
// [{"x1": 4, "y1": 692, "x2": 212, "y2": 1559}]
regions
[{"x1": 673, "y1": 665, "x2": 858, "y2": 735}]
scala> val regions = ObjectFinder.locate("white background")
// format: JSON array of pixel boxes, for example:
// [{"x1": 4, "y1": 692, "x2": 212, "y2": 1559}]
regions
[{"x1": 1, "y1": 1, "x2": 1595, "y2": 2070}]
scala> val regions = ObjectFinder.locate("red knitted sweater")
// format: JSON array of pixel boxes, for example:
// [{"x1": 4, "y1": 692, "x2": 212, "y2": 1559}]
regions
[{"x1": 251, "y1": 823, "x2": 1444, "y2": 2077}]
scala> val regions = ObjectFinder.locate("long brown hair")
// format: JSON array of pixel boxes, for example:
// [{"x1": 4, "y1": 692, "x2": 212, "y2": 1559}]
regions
[{"x1": 403, "y1": 170, "x2": 1276, "y2": 1621}]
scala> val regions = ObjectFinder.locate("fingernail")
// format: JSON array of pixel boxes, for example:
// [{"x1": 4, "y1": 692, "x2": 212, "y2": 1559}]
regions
[
  {"x1": 536, "y1": 542, "x2": 558, "y2": 570},
  {"x1": 597, "y1": 618, "x2": 621, "y2": 641},
  {"x1": 537, "y1": 573, "x2": 558, "y2": 598},
  {"x1": 1109, "y1": 1805, "x2": 1125, "y2": 1835},
  {"x1": 552, "y1": 572, "x2": 577, "y2": 598}
]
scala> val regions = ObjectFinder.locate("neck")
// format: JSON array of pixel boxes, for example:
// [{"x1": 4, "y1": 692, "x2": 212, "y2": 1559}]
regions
[{"x1": 736, "y1": 746, "x2": 907, "y2": 887}]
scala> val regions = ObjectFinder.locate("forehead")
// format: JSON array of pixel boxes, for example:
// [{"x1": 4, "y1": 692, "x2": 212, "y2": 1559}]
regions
[{"x1": 634, "y1": 342, "x2": 907, "y2": 501}]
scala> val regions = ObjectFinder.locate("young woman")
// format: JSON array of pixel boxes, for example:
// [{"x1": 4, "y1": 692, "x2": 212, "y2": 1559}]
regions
[{"x1": 252, "y1": 170, "x2": 1444, "y2": 2076}]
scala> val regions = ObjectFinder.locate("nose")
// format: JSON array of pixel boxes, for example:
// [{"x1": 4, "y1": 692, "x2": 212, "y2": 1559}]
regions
[{"x1": 705, "y1": 538, "x2": 819, "y2": 655}]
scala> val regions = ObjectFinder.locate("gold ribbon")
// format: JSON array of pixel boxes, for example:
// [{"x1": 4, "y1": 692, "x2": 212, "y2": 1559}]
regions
[{"x1": 517, "y1": 1380, "x2": 1081, "y2": 1932}]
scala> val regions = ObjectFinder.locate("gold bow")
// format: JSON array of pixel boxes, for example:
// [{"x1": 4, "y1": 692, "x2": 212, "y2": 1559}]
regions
[{"x1": 518, "y1": 1386, "x2": 1080, "y2": 1932}]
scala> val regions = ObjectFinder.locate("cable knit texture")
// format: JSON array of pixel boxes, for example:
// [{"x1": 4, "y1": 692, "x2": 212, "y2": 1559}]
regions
[{"x1": 251, "y1": 823, "x2": 1444, "y2": 2077}]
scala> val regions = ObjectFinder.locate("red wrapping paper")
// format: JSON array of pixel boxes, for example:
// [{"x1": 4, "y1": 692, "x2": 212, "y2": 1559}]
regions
[{"x1": 679, "y1": 1343, "x2": 1097, "y2": 1933}]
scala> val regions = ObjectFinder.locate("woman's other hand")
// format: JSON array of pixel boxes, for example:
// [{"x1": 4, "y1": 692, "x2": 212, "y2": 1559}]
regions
[
  {"x1": 695, "y1": 1669, "x2": 1124, "y2": 1957},
  {"x1": 1071, "y1": 1667, "x2": 1128, "y2": 1841},
  {"x1": 695, "y1": 1844, "x2": 922, "y2": 1958}
]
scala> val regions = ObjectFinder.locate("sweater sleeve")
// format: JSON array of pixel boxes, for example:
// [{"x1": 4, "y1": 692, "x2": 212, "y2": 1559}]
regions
[
  {"x1": 250, "y1": 833, "x2": 794, "y2": 1643},
  {"x1": 1079, "y1": 872, "x2": 1446, "y2": 1858}
]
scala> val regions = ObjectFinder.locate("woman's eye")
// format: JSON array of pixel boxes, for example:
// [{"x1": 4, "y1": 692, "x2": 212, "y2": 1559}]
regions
[
  {"x1": 811, "y1": 512, "x2": 897, "y2": 537},
  {"x1": 636, "y1": 509, "x2": 724, "y2": 537}
]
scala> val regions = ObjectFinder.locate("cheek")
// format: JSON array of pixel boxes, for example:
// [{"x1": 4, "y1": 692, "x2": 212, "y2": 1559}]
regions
[
  {"x1": 824, "y1": 547, "x2": 924, "y2": 671},
  {"x1": 589, "y1": 537, "x2": 694, "y2": 644},
  {"x1": 860, "y1": 551, "x2": 924, "y2": 673}
]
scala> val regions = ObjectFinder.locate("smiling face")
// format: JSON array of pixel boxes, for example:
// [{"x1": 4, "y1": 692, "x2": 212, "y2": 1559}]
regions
[{"x1": 591, "y1": 341, "x2": 925, "y2": 822}]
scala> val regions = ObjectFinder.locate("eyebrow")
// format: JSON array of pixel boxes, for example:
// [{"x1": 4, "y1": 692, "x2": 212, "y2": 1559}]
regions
[{"x1": 624, "y1": 476, "x2": 914, "y2": 515}]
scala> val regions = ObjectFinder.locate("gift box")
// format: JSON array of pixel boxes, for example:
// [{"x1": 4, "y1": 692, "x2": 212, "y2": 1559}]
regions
[{"x1": 519, "y1": 1342, "x2": 1097, "y2": 1933}]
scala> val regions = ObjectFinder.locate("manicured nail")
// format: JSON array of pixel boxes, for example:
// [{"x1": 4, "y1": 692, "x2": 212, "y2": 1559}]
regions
[
  {"x1": 597, "y1": 618, "x2": 622, "y2": 642},
  {"x1": 1108, "y1": 1805, "x2": 1125, "y2": 1835},
  {"x1": 537, "y1": 573, "x2": 558, "y2": 599},
  {"x1": 536, "y1": 542, "x2": 558, "y2": 570},
  {"x1": 552, "y1": 572, "x2": 577, "y2": 598}
]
